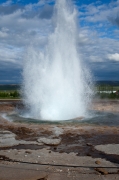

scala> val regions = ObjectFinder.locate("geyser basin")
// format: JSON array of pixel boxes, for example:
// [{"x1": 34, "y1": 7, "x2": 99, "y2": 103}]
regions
[
  {"x1": 6, "y1": 110, "x2": 119, "y2": 126},
  {"x1": 22, "y1": 0, "x2": 93, "y2": 121}
]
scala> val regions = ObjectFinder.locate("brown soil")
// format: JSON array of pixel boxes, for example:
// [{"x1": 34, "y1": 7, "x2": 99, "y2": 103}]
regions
[
  {"x1": 0, "y1": 99, "x2": 119, "y2": 166},
  {"x1": 91, "y1": 99, "x2": 119, "y2": 113}
]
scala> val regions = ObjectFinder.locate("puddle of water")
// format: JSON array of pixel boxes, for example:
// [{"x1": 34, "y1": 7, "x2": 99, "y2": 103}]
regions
[{"x1": 5, "y1": 110, "x2": 119, "y2": 126}]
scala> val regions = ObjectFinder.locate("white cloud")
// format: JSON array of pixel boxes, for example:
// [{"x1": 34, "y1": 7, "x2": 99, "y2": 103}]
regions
[
  {"x1": 108, "y1": 53, "x2": 119, "y2": 61},
  {"x1": 37, "y1": 0, "x2": 54, "y2": 6},
  {"x1": 0, "y1": 44, "x2": 22, "y2": 65},
  {"x1": 79, "y1": 0, "x2": 119, "y2": 27},
  {"x1": 78, "y1": 26, "x2": 119, "y2": 71},
  {"x1": 0, "y1": 0, "x2": 119, "y2": 82},
  {"x1": 2, "y1": 0, "x2": 13, "y2": 6},
  {"x1": 0, "y1": 31, "x2": 8, "y2": 37},
  {"x1": 0, "y1": 0, "x2": 54, "y2": 68}
]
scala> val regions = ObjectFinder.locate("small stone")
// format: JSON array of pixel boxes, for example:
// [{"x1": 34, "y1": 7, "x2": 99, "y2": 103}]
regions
[
  {"x1": 86, "y1": 143, "x2": 92, "y2": 146},
  {"x1": 95, "y1": 160, "x2": 101, "y2": 165},
  {"x1": 56, "y1": 169, "x2": 62, "y2": 172},
  {"x1": 25, "y1": 150, "x2": 32, "y2": 154},
  {"x1": 87, "y1": 153, "x2": 91, "y2": 156},
  {"x1": 38, "y1": 176, "x2": 47, "y2": 180},
  {"x1": 38, "y1": 137, "x2": 61, "y2": 145},
  {"x1": 95, "y1": 168, "x2": 108, "y2": 175}
]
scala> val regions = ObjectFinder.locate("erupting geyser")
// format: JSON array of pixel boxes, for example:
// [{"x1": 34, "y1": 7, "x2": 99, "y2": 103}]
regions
[{"x1": 22, "y1": 0, "x2": 93, "y2": 120}]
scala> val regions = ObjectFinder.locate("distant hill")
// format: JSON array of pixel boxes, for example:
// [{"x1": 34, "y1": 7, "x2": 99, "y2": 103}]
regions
[
  {"x1": 0, "y1": 84, "x2": 20, "y2": 91},
  {"x1": 95, "y1": 81, "x2": 119, "y2": 86}
]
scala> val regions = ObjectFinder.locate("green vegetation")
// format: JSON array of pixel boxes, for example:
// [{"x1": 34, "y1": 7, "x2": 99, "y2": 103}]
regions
[
  {"x1": 96, "y1": 85, "x2": 119, "y2": 92},
  {"x1": 0, "y1": 83, "x2": 119, "y2": 99},
  {"x1": 95, "y1": 84, "x2": 119, "y2": 99},
  {"x1": 96, "y1": 91, "x2": 119, "y2": 99},
  {"x1": 0, "y1": 90, "x2": 20, "y2": 99},
  {"x1": 0, "y1": 85, "x2": 20, "y2": 99}
]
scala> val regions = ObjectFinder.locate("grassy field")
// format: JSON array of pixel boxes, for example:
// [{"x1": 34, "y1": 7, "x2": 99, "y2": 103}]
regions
[
  {"x1": 0, "y1": 85, "x2": 20, "y2": 99},
  {"x1": 0, "y1": 83, "x2": 119, "y2": 99},
  {"x1": 95, "y1": 85, "x2": 119, "y2": 99},
  {"x1": 96, "y1": 85, "x2": 119, "y2": 91},
  {"x1": 0, "y1": 90, "x2": 20, "y2": 99}
]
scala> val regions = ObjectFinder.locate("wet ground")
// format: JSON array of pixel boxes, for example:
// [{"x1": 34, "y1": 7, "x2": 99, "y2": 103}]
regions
[{"x1": 0, "y1": 99, "x2": 119, "y2": 179}]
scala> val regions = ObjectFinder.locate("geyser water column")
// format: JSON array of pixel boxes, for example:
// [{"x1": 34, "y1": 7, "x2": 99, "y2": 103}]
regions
[{"x1": 22, "y1": 0, "x2": 93, "y2": 120}]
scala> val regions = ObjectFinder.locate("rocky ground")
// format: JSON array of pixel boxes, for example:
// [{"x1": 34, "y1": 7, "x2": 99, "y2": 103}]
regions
[
  {"x1": 0, "y1": 99, "x2": 119, "y2": 180},
  {"x1": 91, "y1": 99, "x2": 119, "y2": 113}
]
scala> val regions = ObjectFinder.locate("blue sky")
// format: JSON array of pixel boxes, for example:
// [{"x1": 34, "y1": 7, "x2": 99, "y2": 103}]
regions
[{"x1": 0, "y1": 0, "x2": 119, "y2": 84}]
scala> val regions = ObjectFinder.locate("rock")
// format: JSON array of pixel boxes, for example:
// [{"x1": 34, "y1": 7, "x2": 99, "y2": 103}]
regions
[
  {"x1": 0, "y1": 130, "x2": 43, "y2": 148},
  {"x1": 86, "y1": 153, "x2": 91, "y2": 156},
  {"x1": 72, "y1": 117, "x2": 84, "y2": 120},
  {"x1": 0, "y1": 130, "x2": 18, "y2": 147},
  {"x1": 95, "y1": 168, "x2": 108, "y2": 175},
  {"x1": 95, "y1": 144, "x2": 119, "y2": 155},
  {"x1": 37, "y1": 137, "x2": 61, "y2": 145},
  {"x1": 25, "y1": 150, "x2": 32, "y2": 154},
  {"x1": 95, "y1": 160, "x2": 101, "y2": 165},
  {"x1": 86, "y1": 143, "x2": 92, "y2": 146},
  {"x1": 38, "y1": 177, "x2": 47, "y2": 180},
  {"x1": 52, "y1": 127, "x2": 63, "y2": 136}
]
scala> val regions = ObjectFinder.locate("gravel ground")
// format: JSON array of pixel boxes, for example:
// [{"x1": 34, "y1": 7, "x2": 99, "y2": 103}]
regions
[{"x1": 0, "y1": 99, "x2": 119, "y2": 180}]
